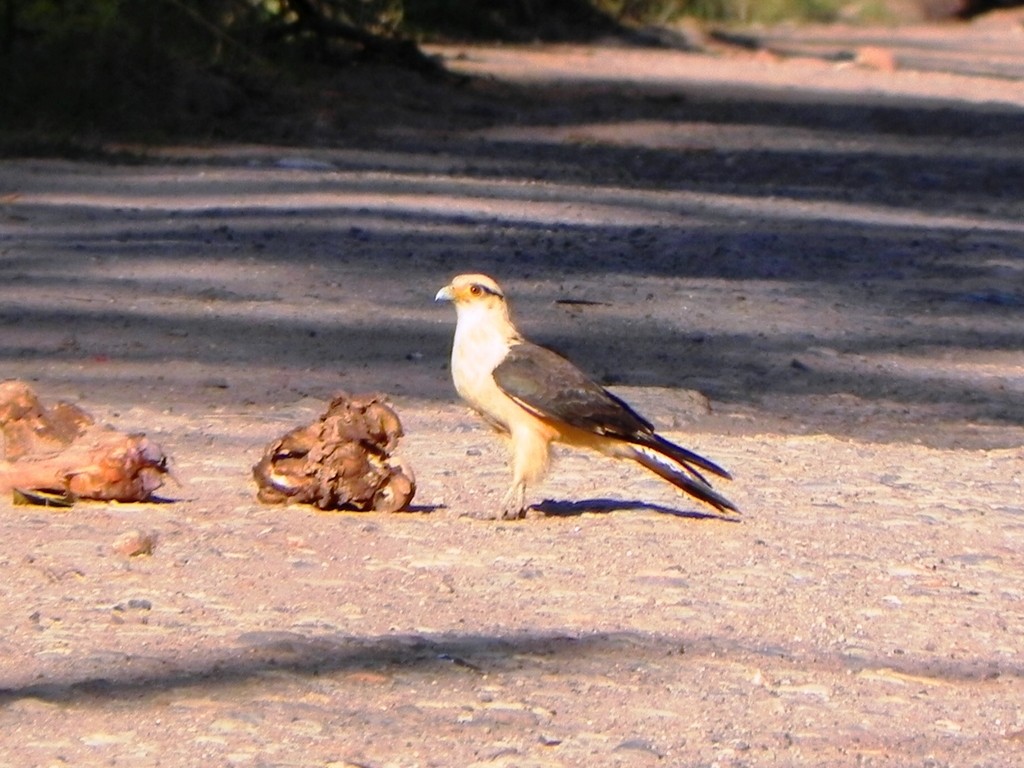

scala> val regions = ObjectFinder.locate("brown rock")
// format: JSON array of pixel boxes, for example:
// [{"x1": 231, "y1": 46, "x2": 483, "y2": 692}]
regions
[
  {"x1": 253, "y1": 392, "x2": 416, "y2": 512},
  {"x1": 112, "y1": 528, "x2": 157, "y2": 557},
  {"x1": 0, "y1": 380, "x2": 94, "y2": 460},
  {"x1": 0, "y1": 380, "x2": 172, "y2": 504}
]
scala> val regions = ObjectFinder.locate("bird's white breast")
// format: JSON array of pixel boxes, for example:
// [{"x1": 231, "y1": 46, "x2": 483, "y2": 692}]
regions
[{"x1": 450, "y1": 303, "x2": 517, "y2": 430}]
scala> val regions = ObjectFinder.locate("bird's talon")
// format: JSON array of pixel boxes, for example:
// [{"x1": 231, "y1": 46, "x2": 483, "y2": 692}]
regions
[{"x1": 498, "y1": 505, "x2": 526, "y2": 520}]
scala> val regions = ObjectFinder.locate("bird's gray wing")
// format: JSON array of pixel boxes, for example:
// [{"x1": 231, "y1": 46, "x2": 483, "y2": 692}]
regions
[
  {"x1": 494, "y1": 342, "x2": 732, "y2": 482},
  {"x1": 492, "y1": 342, "x2": 654, "y2": 438}
]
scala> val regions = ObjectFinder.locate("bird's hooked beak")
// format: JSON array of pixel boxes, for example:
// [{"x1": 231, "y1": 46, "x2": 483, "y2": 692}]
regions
[{"x1": 435, "y1": 284, "x2": 454, "y2": 302}]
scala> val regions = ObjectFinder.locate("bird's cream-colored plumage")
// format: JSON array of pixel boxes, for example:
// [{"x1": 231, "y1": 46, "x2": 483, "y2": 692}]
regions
[{"x1": 436, "y1": 274, "x2": 737, "y2": 519}]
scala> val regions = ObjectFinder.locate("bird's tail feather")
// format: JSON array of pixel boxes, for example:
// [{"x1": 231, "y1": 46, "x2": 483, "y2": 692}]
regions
[
  {"x1": 631, "y1": 447, "x2": 739, "y2": 514},
  {"x1": 644, "y1": 433, "x2": 733, "y2": 481}
]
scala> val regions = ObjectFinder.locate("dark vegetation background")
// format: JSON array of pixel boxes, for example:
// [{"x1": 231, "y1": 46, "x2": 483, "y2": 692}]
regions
[{"x1": 0, "y1": 0, "x2": 1019, "y2": 145}]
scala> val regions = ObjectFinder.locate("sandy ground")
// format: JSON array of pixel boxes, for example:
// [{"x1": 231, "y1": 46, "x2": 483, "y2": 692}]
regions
[{"x1": 1, "y1": 19, "x2": 1023, "y2": 767}]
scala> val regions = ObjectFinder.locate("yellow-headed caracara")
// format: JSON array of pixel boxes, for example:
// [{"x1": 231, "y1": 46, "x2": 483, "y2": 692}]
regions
[{"x1": 435, "y1": 274, "x2": 738, "y2": 519}]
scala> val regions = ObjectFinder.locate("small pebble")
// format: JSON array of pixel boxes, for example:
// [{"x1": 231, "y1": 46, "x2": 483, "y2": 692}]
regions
[
  {"x1": 614, "y1": 738, "x2": 664, "y2": 758},
  {"x1": 112, "y1": 529, "x2": 157, "y2": 557}
]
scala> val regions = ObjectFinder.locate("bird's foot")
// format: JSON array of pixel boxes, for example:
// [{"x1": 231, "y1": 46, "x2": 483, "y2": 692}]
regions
[{"x1": 498, "y1": 484, "x2": 527, "y2": 520}]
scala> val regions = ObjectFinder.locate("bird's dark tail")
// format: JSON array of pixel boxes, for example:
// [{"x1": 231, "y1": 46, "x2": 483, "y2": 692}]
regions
[
  {"x1": 645, "y1": 433, "x2": 732, "y2": 481},
  {"x1": 630, "y1": 448, "x2": 739, "y2": 514},
  {"x1": 630, "y1": 434, "x2": 738, "y2": 514}
]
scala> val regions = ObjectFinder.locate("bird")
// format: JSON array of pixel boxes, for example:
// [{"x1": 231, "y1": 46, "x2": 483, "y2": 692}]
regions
[{"x1": 435, "y1": 274, "x2": 738, "y2": 519}]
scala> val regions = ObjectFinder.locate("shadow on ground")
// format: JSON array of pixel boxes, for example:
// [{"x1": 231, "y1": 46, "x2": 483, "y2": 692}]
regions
[
  {"x1": 1, "y1": 56, "x2": 1022, "y2": 447},
  {"x1": 532, "y1": 497, "x2": 737, "y2": 520},
  {"x1": 1, "y1": 627, "x2": 1020, "y2": 706}
]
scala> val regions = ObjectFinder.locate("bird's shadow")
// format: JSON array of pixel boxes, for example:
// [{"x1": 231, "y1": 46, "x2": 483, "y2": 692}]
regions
[
  {"x1": 402, "y1": 504, "x2": 445, "y2": 514},
  {"x1": 530, "y1": 497, "x2": 740, "y2": 522},
  {"x1": 145, "y1": 495, "x2": 179, "y2": 505}
]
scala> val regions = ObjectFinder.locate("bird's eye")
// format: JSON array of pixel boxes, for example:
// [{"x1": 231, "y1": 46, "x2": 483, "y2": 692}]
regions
[{"x1": 469, "y1": 285, "x2": 482, "y2": 296}]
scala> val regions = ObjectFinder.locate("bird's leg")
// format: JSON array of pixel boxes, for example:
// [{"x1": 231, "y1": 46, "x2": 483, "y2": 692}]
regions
[
  {"x1": 499, "y1": 426, "x2": 551, "y2": 520},
  {"x1": 499, "y1": 480, "x2": 527, "y2": 520}
]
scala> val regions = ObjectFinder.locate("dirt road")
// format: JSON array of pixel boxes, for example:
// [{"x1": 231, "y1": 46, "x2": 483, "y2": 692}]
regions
[{"x1": 1, "y1": 20, "x2": 1023, "y2": 767}]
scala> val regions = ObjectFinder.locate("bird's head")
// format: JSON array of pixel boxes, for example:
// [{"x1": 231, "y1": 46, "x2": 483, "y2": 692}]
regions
[
  {"x1": 436, "y1": 274, "x2": 516, "y2": 335},
  {"x1": 435, "y1": 274, "x2": 507, "y2": 310}
]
